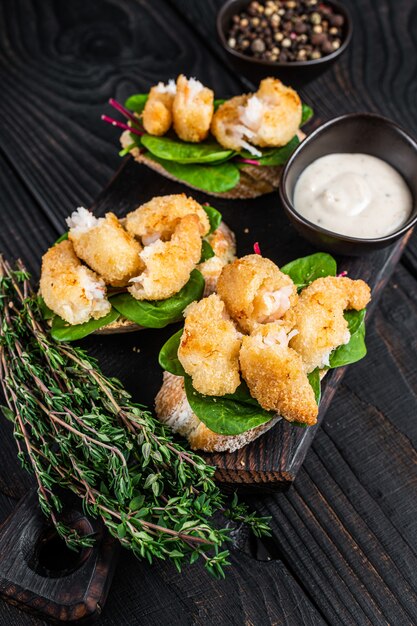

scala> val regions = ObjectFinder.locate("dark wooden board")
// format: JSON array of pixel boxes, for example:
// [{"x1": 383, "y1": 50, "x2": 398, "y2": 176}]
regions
[{"x1": 0, "y1": 0, "x2": 417, "y2": 624}]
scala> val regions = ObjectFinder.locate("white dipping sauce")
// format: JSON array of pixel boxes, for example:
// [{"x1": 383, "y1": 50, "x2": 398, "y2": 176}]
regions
[{"x1": 293, "y1": 153, "x2": 413, "y2": 238}]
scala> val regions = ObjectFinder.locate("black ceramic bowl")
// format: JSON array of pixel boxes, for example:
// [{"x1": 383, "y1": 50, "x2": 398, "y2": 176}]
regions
[
  {"x1": 217, "y1": 0, "x2": 352, "y2": 88},
  {"x1": 279, "y1": 113, "x2": 417, "y2": 256}
]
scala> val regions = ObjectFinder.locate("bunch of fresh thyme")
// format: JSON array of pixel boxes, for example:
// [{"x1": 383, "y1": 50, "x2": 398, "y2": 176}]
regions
[{"x1": 0, "y1": 257, "x2": 269, "y2": 578}]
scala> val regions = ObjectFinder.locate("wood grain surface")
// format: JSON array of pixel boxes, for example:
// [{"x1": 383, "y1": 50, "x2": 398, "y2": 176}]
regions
[{"x1": 0, "y1": 0, "x2": 416, "y2": 624}]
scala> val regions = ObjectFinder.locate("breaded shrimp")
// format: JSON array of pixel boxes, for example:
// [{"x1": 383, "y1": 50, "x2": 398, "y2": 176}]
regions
[
  {"x1": 217, "y1": 254, "x2": 298, "y2": 334},
  {"x1": 125, "y1": 194, "x2": 209, "y2": 245},
  {"x1": 239, "y1": 322, "x2": 318, "y2": 425},
  {"x1": 142, "y1": 79, "x2": 176, "y2": 136},
  {"x1": 40, "y1": 240, "x2": 111, "y2": 325},
  {"x1": 67, "y1": 207, "x2": 144, "y2": 287},
  {"x1": 172, "y1": 75, "x2": 214, "y2": 143},
  {"x1": 288, "y1": 276, "x2": 371, "y2": 372},
  {"x1": 128, "y1": 214, "x2": 202, "y2": 301},
  {"x1": 198, "y1": 221, "x2": 236, "y2": 296},
  {"x1": 178, "y1": 294, "x2": 242, "y2": 396},
  {"x1": 211, "y1": 78, "x2": 301, "y2": 155}
]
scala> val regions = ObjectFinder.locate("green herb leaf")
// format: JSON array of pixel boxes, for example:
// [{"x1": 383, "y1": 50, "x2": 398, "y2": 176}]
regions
[
  {"x1": 37, "y1": 296, "x2": 55, "y2": 320},
  {"x1": 0, "y1": 405, "x2": 15, "y2": 422},
  {"x1": 146, "y1": 154, "x2": 240, "y2": 194},
  {"x1": 329, "y1": 309, "x2": 367, "y2": 368},
  {"x1": 200, "y1": 240, "x2": 215, "y2": 263},
  {"x1": 214, "y1": 98, "x2": 226, "y2": 110},
  {"x1": 281, "y1": 252, "x2": 337, "y2": 291},
  {"x1": 307, "y1": 368, "x2": 321, "y2": 404},
  {"x1": 203, "y1": 205, "x2": 222, "y2": 234},
  {"x1": 184, "y1": 376, "x2": 274, "y2": 436},
  {"x1": 125, "y1": 93, "x2": 149, "y2": 114},
  {"x1": 257, "y1": 136, "x2": 300, "y2": 166},
  {"x1": 110, "y1": 269, "x2": 204, "y2": 329},
  {"x1": 55, "y1": 232, "x2": 69, "y2": 244},
  {"x1": 50, "y1": 308, "x2": 120, "y2": 342},
  {"x1": 301, "y1": 103, "x2": 314, "y2": 126},
  {"x1": 141, "y1": 134, "x2": 234, "y2": 164},
  {"x1": 158, "y1": 329, "x2": 185, "y2": 377}
]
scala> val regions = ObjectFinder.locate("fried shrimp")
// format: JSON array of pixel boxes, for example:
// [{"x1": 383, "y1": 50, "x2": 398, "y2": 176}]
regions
[
  {"x1": 217, "y1": 254, "x2": 298, "y2": 334},
  {"x1": 67, "y1": 208, "x2": 144, "y2": 287},
  {"x1": 172, "y1": 75, "x2": 214, "y2": 143},
  {"x1": 211, "y1": 78, "x2": 302, "y2": 156},
  {"x1": 40, "y1": 240, "x2": 111, "y2": 325},
  {"x1": 239, "y1": 322, "x2": 318, "y2": 425},
  {"x1": 198, "y1": 221, "x2": 236, "y2": 296},
  {"x1": 178, "y1": 294, "x2": 242, "y2": 396},
  {"x1": 125, "y1": 194, "x2": 209, "y2": 244},
  {"x1": 128, "y1": 214, "x2": 203, "y2": 301},
  {"x1": 288, "y1": 276, "x2": 371, "y2": 372},
  {"x1": 142, "y1": 79, "x2": 176, "y2": 136}
]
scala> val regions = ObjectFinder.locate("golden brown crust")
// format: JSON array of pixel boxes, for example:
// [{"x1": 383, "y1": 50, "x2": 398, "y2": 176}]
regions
[
  {"x1": 142, "y1": 87, "x2": 174, "y2": 136},
  {"x1": 172, "y1": 75, "x2": 214, "y2": 143}
]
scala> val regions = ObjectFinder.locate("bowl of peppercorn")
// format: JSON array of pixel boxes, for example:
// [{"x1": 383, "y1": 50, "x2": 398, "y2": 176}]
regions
[{"x1": 217, "y1": 0, "x2": 352, "y2": 88}]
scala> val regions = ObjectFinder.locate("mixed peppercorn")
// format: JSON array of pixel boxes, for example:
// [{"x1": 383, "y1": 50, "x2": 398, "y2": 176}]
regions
[{"x1": 226, "y1": 0, "x2": 345, "y2": 63}]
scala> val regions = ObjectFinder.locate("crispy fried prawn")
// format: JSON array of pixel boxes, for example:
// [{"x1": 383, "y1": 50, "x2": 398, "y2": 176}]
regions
[
  {"x1": 67, "y1": 208, "x2": 144, "y2": 287},
  {"x1": 239, "y1": 322, "x2": 318, "y2": 425},
  {"x1": 125, "y1": 194, "x2": 209, "y2": 245},
  {"x1": 178, "y1": 294, "x2": 242, "y2": 396},
  {"x1": 211, "y1": 78, "x2": 301, "y2": 156},
  {"x1": 288, "y1": 276, "x2": 371, "y2": 372},
  {"x1": 128, "y1": 214, "x2": 203, "y2": 301},
  {"x1": 142, "y1": 79, "x2": 176, "y2": 136},
  {"x1": 40, "y1": 240, "x2": 111, "y2": 325},
  {"x1": 217, "y1": 254, "x2": 298, "y2": 333},
  {"x1": 172, "y1": 75, "x2": 214, "y2": 143},
  {"x1": 198, "y1": 222, "x2": 236, "y2": 296}
]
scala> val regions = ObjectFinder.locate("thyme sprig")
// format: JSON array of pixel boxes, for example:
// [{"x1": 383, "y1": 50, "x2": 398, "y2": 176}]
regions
[{"x1": 0, "y1": 258, "x2": 270, "y2": 578}]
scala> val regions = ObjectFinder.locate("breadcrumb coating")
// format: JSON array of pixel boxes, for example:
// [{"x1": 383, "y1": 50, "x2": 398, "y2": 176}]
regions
[
  {"x1": 178, "y1": 294, "x2": 242, "y2": 396},
  {"x1": 239, "y1": 322, "x2": 318, "y2": 425},
  {"x1": 211, "y1": 78, "x2": 301, "y2": 154},
  {"x1": 40, "y1": 240, "x2": 111, "y2": 325},
  {"x1": 128, "y1": 214, "x2": 202, "y2": 301},
  {"x1": 172, "y1": 75, "x2": 214, "y2": 143},
  {"x1": 68, "y1": 209, "x2": 144, "y2": 287},
  {"x1": 125, "y1": 194, "x2": 209, "y2": 244},
  {"x1": 198, "y1": 221, "x2": 237, "y2": 296},
  {"x1": 217, "y1": 254, "x2": 298, "y2": 333},
  {"x1": 142, "y1": 80, "x2": 176, "y2": 136},
  {"x1": 288, "y1": 276, "x2": 371, "y2": 372}
]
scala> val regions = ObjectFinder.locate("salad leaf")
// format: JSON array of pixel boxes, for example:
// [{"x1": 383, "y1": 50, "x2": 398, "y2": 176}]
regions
[
  {"x1": 141, "y1": 134, "x2": 234, "y2": 164},
  {"x1": 110, "y1": 269, "x2": 204, "y2": 329},
  {"x1": 329, "y1": 309, "x2": 367, "y2": 368},
  {"x1": 125, "y1": 94, "x2": 148, "y2": 114},
  {"x1": 55, "y1": 232, "x2": 69, "y2": 244},
  {"x1": 203, "y1": 205, "x2": 222, "y2": 234},
  {"x1": 257, "y1": 136, "x2": 300, "y2": 166},
  {"x1": 281, "y1": 252, "x2": 337, "y2": 291},
  {"x1": 301, "y1": 103, "x2": 314, "y2": 126},
  {"x1": 214, "y1": 98, "x2": 226, "y2": 110},
  {"x1": 200, "y1": 240, "x2": 215, "y2": 263},
  {"x1": 51, "y1": 308, "x2": 120, "y2": 342},
  {"x1": 307, "y1": 368, "x2": 321, "y2": 405},
  {"x1": 184, "y1": 376, "x2": 274, "y2": 436},
  {"x1": 158, "y1": 329, "x2": 185, "y2": 377},
  {"x1": 146, "y1": 154, "x2": 240, "y2": 193},
  {"x1": 38, "y1": 296, "x2": 55, "y2": 320}
]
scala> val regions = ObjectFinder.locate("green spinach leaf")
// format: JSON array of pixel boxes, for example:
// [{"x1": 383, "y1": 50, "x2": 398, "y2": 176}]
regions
[
  {"x1": 158, "y1": 329, "x2": 185, "y2": 377},
  {"x1": 146, "y1": 154, "x2": 240, "y2": 193},
  {"x1": 307, "y1": 368, "x2": 321, "y2": 404},
  {"x1": 51, "y1": 308, "x2": 120, "y2": 342},
  {"x1": 301, "y1": 103, "x2": 314, "y2": 126},
  {"x1": 281, "y1": 252, "x2": 337, "y2": 291},
  {"x1": 203, "y1": 205, "x2": 222, "y2": 234},
  {"x1": 141, "y1": 134, "x2": 234, "y2": 164},
  {"x1": 55, "y1": 232, "x2": 68, "y2": 244},
  {"x1": 329, "y1": 309, "x2": 367, "y2": 368},
  {"x1": 200, "y1": 240, "x2": 215, "y2": 263},
  {"x1": 110, "y1": 269, "x2": 204, "y2": 328},
  {"x1": 125, "y1": 94, "x2": 149, "y2": 114},
  {"x1": 214, "y1": 98, "x2": 226, "y2": 110},
  {"x1": 184, "y1": 376, "x2": 274, "y2": 436},
  {"x1": 38, "y1": 296, "x2": 55, "y2": 320},
  {"x1": 258, "y1": 136, "x2": 300, "y2": 166}
]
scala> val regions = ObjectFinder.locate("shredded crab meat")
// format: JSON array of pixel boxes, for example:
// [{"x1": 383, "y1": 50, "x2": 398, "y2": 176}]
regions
[
  {"x1": 186, "y1": 77, "x2": 204, "y2": 99},
  {"x1": 66, "y1": 207, "x2": 102, "y2": 234},
  {"x1": 154, "y1": 79, "x2": 176, "y2": 95},
  {"x1": 239, "y1": 96, "x2": 265, "y2": 131},
  {"x1": 254, "y1": 285, "x2": 294, "y2": 323},
  {"x1": 79, "y1": 268, "x2": 107, "y2": 301}
]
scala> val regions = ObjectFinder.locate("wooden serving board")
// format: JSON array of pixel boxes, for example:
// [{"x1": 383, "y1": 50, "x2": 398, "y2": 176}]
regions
[{"x1": 82, "y1": 156, "x2": 411, "y2": 493}]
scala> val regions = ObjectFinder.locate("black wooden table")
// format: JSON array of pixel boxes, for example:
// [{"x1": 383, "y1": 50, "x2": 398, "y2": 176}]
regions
[{"x1": 1, "y1": 1, "x2": 417, "y2": 624}]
